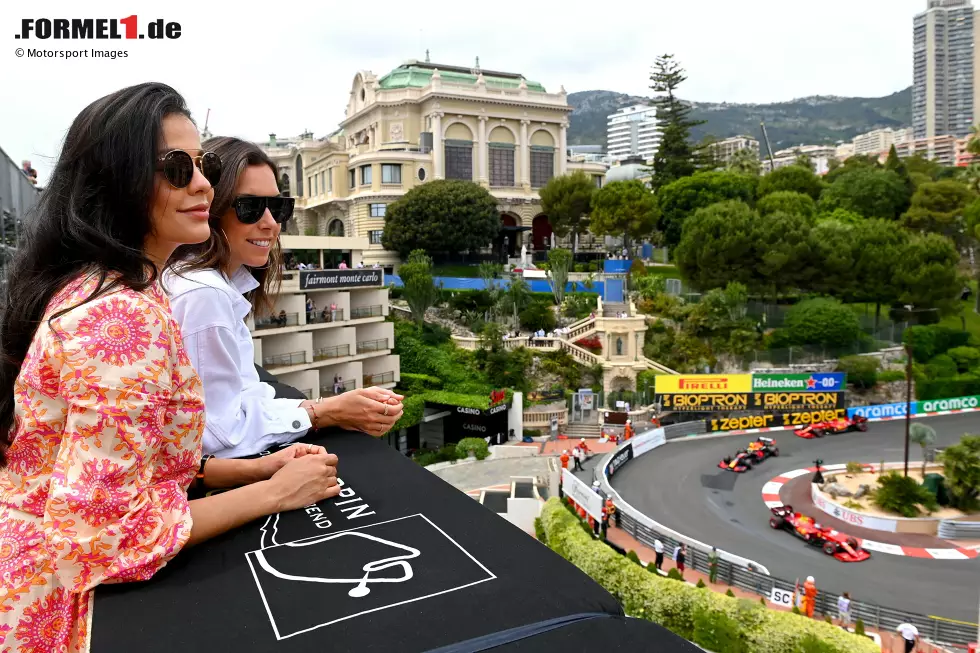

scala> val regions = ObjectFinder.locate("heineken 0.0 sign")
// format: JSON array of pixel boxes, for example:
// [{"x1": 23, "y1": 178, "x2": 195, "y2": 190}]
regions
[{"x1": 751, "y1": 373, "x2": 845, "y2": 393}]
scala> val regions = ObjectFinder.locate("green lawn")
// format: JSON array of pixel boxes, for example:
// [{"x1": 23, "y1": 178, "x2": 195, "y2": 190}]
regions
[
  {"x1": 431, "y1": 264, "x2": 483, "y2": 278},
  {"x1": 938, "y1": 294, "x2": 980, "y2": 341}
]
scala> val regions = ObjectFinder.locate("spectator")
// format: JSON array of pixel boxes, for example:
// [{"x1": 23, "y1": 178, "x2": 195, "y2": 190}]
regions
[
  {"x1": 653, "y1": 539, "x2": 665, "y2": 571},
  {"x1": 837, "y1": 592, "x2": 851, "y2": 629},
  {"x1": 896, "y1": 622, "x2": 918, "y2": 653},
  {"x1": 572, "y1": 445, "x2": 584, "y2": 472},
  {"x1": 708, "y1": 546, "x2": 719, "y2": 583},
  {"x1": 21, "y1": 160, "x2": 38, "y2": 184},
  {"x1": 338, "y1": 260, "x2": 348, "y2": 269},
  {"x1": 675, "y1": 543, "x2": 687, "y2": 575}
]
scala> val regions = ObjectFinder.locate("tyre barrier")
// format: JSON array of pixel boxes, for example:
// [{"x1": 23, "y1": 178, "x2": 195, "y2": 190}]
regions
[{"x1": 596, "y1": 426, "x2": 979, "y2": 647}]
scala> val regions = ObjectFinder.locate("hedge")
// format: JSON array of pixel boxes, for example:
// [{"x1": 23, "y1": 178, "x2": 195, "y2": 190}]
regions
[{"x1": 539, "y1": 499, "x2": 877, "y2": 653}]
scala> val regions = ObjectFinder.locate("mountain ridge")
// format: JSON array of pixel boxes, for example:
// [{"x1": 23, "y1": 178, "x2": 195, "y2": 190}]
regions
[{"x1": 567, "y1": 87, "x2": 912, "y2": 153}]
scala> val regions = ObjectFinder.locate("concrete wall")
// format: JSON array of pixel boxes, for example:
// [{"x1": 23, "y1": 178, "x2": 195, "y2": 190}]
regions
[{"x1": 261, "y1": 332, "x2": 312, "y2": 360}]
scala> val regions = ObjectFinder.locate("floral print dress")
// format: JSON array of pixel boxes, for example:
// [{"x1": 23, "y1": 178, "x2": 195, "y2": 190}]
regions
[{"x1": 0, "y1": 273, "x2": 205, "y2": 652}]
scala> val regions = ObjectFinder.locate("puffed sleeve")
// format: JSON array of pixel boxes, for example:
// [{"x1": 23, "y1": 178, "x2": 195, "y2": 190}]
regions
[{"x1": 42, "y1": 292, "x2": 200, "y2": 591}]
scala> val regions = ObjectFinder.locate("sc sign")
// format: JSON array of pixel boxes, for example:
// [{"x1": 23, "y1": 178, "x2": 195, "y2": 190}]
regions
[{"x1": 769, "y1": 587, "x2": 795, "y2": 608}]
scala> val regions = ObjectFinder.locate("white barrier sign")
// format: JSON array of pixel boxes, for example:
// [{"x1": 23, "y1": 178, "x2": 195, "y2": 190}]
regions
[
  {"x1": 810, "y1": 484, "x2": 898, "y2": 532},
  {"x1": 562, "y1": 468, "x2": 604, "y2": 521},
  {"x1": 631, "y1": 428, "x2": 666, "y2": 457},
  {"x1": 769, "y1": 587, "x2": 794, "y2": 608}
]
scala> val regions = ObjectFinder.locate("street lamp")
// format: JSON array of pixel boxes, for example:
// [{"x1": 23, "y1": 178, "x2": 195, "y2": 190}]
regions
[{"x1": 903, "y1": 305, "x2": 913, "y2": 478}]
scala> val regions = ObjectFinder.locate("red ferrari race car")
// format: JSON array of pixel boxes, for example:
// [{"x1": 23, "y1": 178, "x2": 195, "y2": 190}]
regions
[
  {"x1": 794, "y1": 415, "x2": 868, "y2": 439},
  {"x1": 718, "y1": 438, "x2": 780, "y2": 472},
  {"x1": 768, "y1": 505, "x2": 871, "y2": 562}
]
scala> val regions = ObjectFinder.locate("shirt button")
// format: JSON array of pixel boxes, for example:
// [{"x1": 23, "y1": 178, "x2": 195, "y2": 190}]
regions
[{"x1": 293, "y1": 420, "x2": 301, "y2": 429}]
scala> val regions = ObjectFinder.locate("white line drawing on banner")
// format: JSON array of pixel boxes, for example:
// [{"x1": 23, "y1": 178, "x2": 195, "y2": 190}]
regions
[
  {"x1": 252, "y1": 531, "x2": 421, "y2": 597},
  {"x1": 245, "y1": 513, "x2": 497, "y2": 640},
  {"x1": 259, "y1": 512, "x2": 281, "y2": 549}
]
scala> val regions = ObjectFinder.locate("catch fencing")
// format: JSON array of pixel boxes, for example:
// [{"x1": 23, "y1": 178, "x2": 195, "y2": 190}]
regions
[
  {"x1": 596, "y1": 434, "x2": 979, "y2": 647},
  {"x1": 0, "y1": 144, "x2": 41, "y2": 296}
]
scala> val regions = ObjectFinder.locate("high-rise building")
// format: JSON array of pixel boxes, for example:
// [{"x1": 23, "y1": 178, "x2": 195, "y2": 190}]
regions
[
  {"x1": 606, "y1": 105, "x2": 659, "y2": 162},
  {"x1": 913, "y1": 0, "x2": 980, "y2": 139}
]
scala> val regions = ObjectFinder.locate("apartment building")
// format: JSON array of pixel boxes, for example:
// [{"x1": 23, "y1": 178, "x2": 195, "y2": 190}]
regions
[
  {"x1": 913, "y1": 0, "x2": 980, "y2": 139},
  {"x1": 606, "y1": 105, "x2": 659, "y2": 162},
  {"x1": 261, "y1": 58, "x2": 607, "y2": 265},
  {"x1": 894, "y1": 133, "x2": 958, "y2": 165},
  {"x1": 249, "y1": 237, "x2": 399, "y2": 400},
  {"x1": 709, "y1": 135, "x2": 760, "y2": 164},
  {"x1": 763, "y1": 145, "x2": 838, "y2": 175}
]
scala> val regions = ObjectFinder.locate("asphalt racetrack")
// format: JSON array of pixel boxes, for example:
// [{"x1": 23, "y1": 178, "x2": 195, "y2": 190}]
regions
[{"x1": 610, "y1": 413, "x2": 980, "y2": 621}]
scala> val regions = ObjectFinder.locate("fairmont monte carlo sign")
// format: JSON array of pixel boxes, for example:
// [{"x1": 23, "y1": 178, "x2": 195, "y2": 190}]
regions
[{"x1": 299, "y1": 268, "x2": 385, "y2": 291}]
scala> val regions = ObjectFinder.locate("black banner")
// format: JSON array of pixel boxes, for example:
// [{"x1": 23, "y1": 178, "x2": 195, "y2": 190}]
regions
[
  {"x1": 708, "y1": 408, "x2": 847, "y2": 433},
  {"x1": 606, "y1": 443, "x2": 634, "y2": 477},
  {"x1": 428, "y1": 402, "x2": 510, "y2": 446},
  {"x1": 300, "y1": 268, "x2": 384, "y2": 291},
  {"x1": 658, "y1": 392, "x2": 844, "y2": 413}
]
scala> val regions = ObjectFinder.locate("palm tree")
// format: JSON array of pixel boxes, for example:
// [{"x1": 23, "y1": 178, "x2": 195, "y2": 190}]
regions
[
  {"x1": 909, "y1": 423, "x2": 937, "y2": 478},
  {"x1": 505, "y1": 276, "x2": 531, "y2": 329}
]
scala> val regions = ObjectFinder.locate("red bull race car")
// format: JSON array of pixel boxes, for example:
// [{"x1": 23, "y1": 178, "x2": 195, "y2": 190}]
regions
[
  {"x1": 718, "y1": 438, "x2": 779, "y2": 472},
  {"x1": 769, "y1": 505, "x2": 871, "y2": 562},
  {"x1": 794, "y1": 415, "x2": 868, "y2": 439}
]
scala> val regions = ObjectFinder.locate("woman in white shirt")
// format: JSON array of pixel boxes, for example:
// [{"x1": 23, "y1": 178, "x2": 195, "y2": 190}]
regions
[{"x1": 166, "y1": 137, "x2": 403, "y2": 458}]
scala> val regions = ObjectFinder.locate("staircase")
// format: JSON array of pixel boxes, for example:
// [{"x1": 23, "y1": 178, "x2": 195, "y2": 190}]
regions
[
  {"x1": 603, "y1": 302, "x2": 628, "y2": 317},
  {"x1": 563, "y1": 422, "x2": 601, "y2": 439}
]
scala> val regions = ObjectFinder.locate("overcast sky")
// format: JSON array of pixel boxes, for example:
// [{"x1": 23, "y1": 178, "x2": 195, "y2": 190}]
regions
[{"x1": 2, "y1": 0, "x2": 927, "y2": 183}]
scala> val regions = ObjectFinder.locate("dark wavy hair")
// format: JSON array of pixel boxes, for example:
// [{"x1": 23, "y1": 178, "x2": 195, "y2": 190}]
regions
[
  {"x1": 0, "y1": 82, "x2": 193, "y2": 467},
  {"x1": 168, "y1": 136, "x2": 283, "y2": 316}
]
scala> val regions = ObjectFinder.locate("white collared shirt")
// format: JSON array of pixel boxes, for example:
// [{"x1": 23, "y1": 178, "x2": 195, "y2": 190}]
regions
[{"x1": 164, "y1": 265, "x2": 311, "y2": 458}]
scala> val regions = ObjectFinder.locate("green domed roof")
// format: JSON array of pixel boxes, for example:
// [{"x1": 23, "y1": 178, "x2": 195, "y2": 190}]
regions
[{"x1": 378, "y1": 60, "x2": 546, "y2": 93}]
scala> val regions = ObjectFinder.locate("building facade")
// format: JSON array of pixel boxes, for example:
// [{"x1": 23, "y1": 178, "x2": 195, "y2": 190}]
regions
[
  {"x1": 894, "y1": 133, "x2": 958, "y2": 165},
  {"x1": 852, "y1": 128, "x2": 899, "y2": 156},
  {"x1": 708, "y1": 135, "x2": 760, "y2": 164},
  {"x1": 763, "y1": 145, "x2": 838, "y2": 175},
  {"x1": 262, "y1": 59, "x2": 607, "y2": 266},
  {"x1": 913, "y1": 0, "x2": 980, "y2": 139},
  {"x1": 606, "y1": 105, "x2": 659, "y2": 162},
  {"x1": 248, "y1": 239, "x2": 399, "y2": 400}
]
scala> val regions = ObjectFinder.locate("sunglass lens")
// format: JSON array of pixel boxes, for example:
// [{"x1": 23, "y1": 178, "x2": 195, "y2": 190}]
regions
[
  {"x1": 235, "y1": 197, "x2": 265, "y2": 224},
  {"x1": 201, "y1": 152, "x2": 222, "y2": 187},
  {"x1": 267, "y1": 198, "x2": 295, "y2": 223},
  {"x1": 163, "y1": 151, "x2": 193, "y2": 188}
]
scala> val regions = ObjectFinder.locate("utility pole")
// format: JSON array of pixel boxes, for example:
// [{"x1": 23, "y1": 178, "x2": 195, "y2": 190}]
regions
[
  {"x1": 904, "y1": 342, "x2": 913, "y2": 477},
  {"x1": 760, "y1": 121, "x2": 776, "y2": 170}
]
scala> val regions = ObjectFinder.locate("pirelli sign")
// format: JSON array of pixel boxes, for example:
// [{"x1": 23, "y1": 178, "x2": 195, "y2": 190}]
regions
[{"x1": 658, "y1": 391, "x2": 844, "y2": 412}]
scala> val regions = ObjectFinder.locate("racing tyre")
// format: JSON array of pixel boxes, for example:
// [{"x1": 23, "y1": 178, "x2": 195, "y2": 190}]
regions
[
  {"x1": 803, "y1": 533, "x2": 813, "y2": 544},
  {"x1": 858, "y1": 423, "x2": 868, "y2": 432},
  {"x1": 769, "y1": 517, "x2": 784, "y2": 529},
  {"x1": 823, "y1": 542, "x2": 838, "y2": 556},
  {"x1": 814, "y1": 429, "x2": 825, "y2": 438},
  {"x1": 771, "y1": 448, "x2": 780, "y2": 457}
]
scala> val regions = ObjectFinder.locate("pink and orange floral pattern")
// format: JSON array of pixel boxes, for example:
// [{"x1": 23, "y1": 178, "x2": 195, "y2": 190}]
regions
[{"x1": 0, "y1": 272, "x2": 204, "y2": 652}]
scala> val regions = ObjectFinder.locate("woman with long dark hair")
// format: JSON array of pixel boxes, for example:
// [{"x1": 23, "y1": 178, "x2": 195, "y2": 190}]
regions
[
  {"x1": 0, "y1": 84, "x2": 341, "y2": 651},
  {"x1": 166, "y1": 137, "x2": 403, "y2": 458}
]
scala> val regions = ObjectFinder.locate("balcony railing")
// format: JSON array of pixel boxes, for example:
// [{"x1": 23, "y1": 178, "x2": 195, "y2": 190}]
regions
[
  {"x1": 255, "y1": 312, "x2": 299, "y2": 330},
  {"x1": 320, "y1": 379, "x2": 356, "y2": 396},
  {"x1": 363, "y1": 371, "x2": 395, "y2": 387},
  {"x1": 307, "y1": 308, "x2": 345, "y2": 324},
  {"x1": 263, "y1": 351, "x2": 308, "y2": 368},
  {"x1": 351, "y1": 305, "x2": 383, "y2": 320},
  {"x1": 314, "y1": 344, "x2": 351, "y2": 361},
  {"x1": 356, "y1": 338, "x2": 390, "y2": 354}
]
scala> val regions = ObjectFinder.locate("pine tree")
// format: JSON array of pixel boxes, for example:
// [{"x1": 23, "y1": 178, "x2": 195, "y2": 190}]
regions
[
  {"x1": 649, "y1": 54, "x2": 705, "y2": 191},
  {"x1": 884, "y1": 144, "x2": 915, "y2": 197}
]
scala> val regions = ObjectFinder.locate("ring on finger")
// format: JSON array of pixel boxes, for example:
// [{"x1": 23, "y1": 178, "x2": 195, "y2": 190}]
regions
[{"x1": 383, "y1": 404, "x2": 389, "y2": 416}]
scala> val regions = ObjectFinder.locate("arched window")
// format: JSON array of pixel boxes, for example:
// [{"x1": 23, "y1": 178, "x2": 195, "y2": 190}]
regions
[
  {"x1": 328, "y1": 219, "x2": 345, "y2": 237},
  {"x1": 295, "y1": 155, "x2": 304, "y2": 196}
]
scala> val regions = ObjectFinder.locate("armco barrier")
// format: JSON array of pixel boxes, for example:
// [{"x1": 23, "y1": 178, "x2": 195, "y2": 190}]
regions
[
  {"x1": 938, "y1": 520, "x2": 980, "y2": 539},
  {"x1": 597, "y1": 426, "x2": 979, "y2": 647}
]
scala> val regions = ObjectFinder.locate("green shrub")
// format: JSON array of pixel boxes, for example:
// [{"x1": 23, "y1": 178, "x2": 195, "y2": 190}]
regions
[
  {"x1": 938, "y1": 435, "x2": 980, "y2": 511},
  {"x1": 647, "y1": 562, "x2": 658, "y2": 573},
  {"x1": 917, "y1": 373, "x2": 980, "y2": 400},
  {"x1": 926, "y1": 354, "x2": 958, "y2": 379},
  {"x1": 537, "y1": 499, "x2": 877, "y2": 653},
  {"x1": 872, "y1": 471, "x2": 939, "y2": 517},
  {"x1": 904, "y1": 325, "x2": 972, "y2": 362},
  {"x1": 877, "y1": 370, "x2": 906, "y2": 384},
  {"x1": 456, "y1": 437, "x2": 490, "y2": 460},
  {"x1": 696, "y1": 578, "x2": 706, "y2": 588},
  {"x1": 725, "y1": 588, "x2": 736, "y2": 598},
  {"x1": 948, "y1": 346, "x2": 980, "y2": 373},
  {"x1": 667, "y1": 567, "x2": 685, "y2": 581},
  {"x1": 519, "y1": 301, "x2": 557, "y2": 332},
  {"x1": 824, "y1": 615, "x2": 833, "y2": 624},
  {"x1": 760, "y1": 597, "x2": 767, "y2": 606},
  {"x1": 534, "y1": 517, "x2": 546, "y2": 543},
  {"x1": 791, "y1": 606, "x2": 802, "y2": 615},
  {"x1": 836, "y1": 356, "x2": 878, "y2": 389},
  {"x1": 627, "y1": 550, "x2": 642, "y2": 565},
  {"x1": 398, "y1": 372, "x2": 443, "y2": 392},
  {"x1": 799, "y1": 634, "x2": 841, "y2": 653},
  {"x1": 854, "y1": 619, "x2": 865, "y2": 636},
  {"x1": 845, "y1": 461, "x2": 865, "y2": 474},
  {"x1": 786, "y1": 298, "x2": 862, "y2": 347},
  {"x1": 693, "y1": 608, "x2": 746, "y2": 653},
  {"x1": 523, "y1": 428, "x2": 541, "y2": 438}
]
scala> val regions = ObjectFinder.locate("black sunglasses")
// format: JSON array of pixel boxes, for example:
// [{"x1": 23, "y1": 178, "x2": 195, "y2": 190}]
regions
[
  {"x1": 157, "y1": 150, "x2": 222, "y2": 188},
  {"x1": 233, "y1": 195, "x2": 295, "y2": 224}
]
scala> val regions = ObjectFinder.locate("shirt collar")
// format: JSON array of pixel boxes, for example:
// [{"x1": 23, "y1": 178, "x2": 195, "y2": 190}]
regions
[{"x1": 229, "y1": 266, "x2": 260, "y2": 294}]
